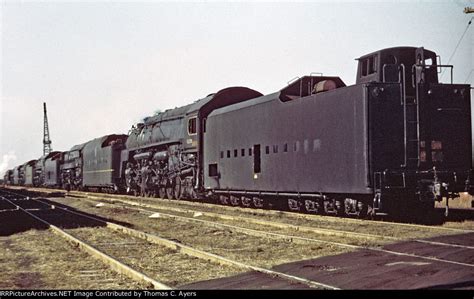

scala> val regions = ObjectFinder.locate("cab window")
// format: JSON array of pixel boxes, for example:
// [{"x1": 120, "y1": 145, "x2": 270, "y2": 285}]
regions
[
  {"x1": 361, "y1": 55, "x2": 377, "y2": 77},
  {"x1": 188, "y1": 117, "x2": 197, "y2": 135}
]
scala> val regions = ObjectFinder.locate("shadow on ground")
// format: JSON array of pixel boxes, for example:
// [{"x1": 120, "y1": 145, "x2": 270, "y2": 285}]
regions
[{"x1": 0, "y1": 188, "x2": 133, "y2": 237}]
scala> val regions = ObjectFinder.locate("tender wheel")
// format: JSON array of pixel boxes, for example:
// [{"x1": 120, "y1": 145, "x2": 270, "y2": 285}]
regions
[
  {"x1": 229, "y1": 195, "x2": 240, "y2": 206},
  {"x1": 241, "y1": 196, "x2": 252, "y2": 207},
  {"x1": 253, "y1": 197, "x2": 264, "y2": 208},
  {"x1": 218, "y1": 195, "x2": 229, "y2": 205},
  {"x1": 334, "y1": 199, "x2": 344, "y2": 216},
  {"x1": 344, "y1": 198, "x2": 352, "y2": 216},
  {"x1": 304, "y1": 199, "x2": 320, "y2": 214}
]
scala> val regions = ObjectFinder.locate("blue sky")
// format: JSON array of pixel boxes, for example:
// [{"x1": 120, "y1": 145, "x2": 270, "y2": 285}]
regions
[{"x1": 1, "y1": 0, "x2": 473, "y2": 175}]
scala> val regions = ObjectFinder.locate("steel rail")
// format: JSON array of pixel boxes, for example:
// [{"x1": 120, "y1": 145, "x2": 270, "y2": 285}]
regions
[
  {"x1": 0, "y1": 194, "x2": 170, "y2": 290},
  {"x1": 38, "y1": 193, "x2": 474, "y2": 269},
  {"x1": 77, "y1": 192, "x2": 474, "y2": 251},
  {"x1": 8, "y1": 186, "x2": 474, "y2": 234},
  {"x1": 75, "y1": 189, "x2": 474, "y2": 234},
  {"x1": 26, "y1": 196, "x2": 339, "y2": 290}
]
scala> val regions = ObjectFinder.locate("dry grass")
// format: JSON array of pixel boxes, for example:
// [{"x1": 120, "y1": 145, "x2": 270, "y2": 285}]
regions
[
  {"x1": 76, "y1": 194, "x2": 470, "y2": 240},
  {"x1": 0, "y1": 230, "x2": 146, "y2": 289},
  {"x1": 50, "y1": 197, "x2": 350, "y2": 270},
  {"x1": 6, "y1": 187, "x2": 470, "y2": 290},
  {"x1": 68, "y1": 227, "x2": 244, "y2": 287},
  {"x1": 26, "y1": 186, "x2": 474, "y2": 232},
  {"x1": 167, "y1": 196, "x2": 473, "y2": 232}
]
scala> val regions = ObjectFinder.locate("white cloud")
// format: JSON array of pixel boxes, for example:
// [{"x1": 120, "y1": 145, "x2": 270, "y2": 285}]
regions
[{"x1": 0, "y1": 151, "x2": 17, "y2": 177}]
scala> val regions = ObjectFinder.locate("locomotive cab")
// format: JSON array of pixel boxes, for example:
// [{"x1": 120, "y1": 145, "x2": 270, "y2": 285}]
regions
[{"x1": 356, "y1": 47, "x2": 439, "y2": 87}]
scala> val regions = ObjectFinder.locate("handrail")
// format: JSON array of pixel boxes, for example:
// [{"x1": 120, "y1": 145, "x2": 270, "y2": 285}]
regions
[
  {"x1": 286, "y1": 76, "x2": 300, "y2": 85},
  {"x1": 437, "y1": 64, "x2": 454, "y2": 84},
  {"x1": 399, "y1": 63, "x2": 408, "y2": 168},
  {"x1": 382, "y1": 64, "x2": 389, "y2": 82}
]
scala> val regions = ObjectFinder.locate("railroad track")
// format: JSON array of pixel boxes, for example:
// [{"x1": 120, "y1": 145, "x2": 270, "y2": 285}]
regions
[
  {"x1": 66, "y1": 192, "x2": 474, "y2": 268},
  {"x1": 0, "y1": 191, "x2": 170, "y2": 289},
  {"x1": 12, "y1": 186, "x2": 474, "y2": 232},
  {"x1": 8, "y1": 187, "x2": 474, "y2": 252},
  {"x1": 72, "y1": 190, "x2": 474, "y2": 237},
  {"x1": 0, "y1": 189, "x2": 342, "y2": 290},
  {"x1": 0, "y1": 193, "x2": 151, "y2": 289},
  {"x1": 4, "y1": 186, "x2": 474, "y2": 289},
  {"x1": 8, "y1": 187, "x2": 472, "y2": 268}
]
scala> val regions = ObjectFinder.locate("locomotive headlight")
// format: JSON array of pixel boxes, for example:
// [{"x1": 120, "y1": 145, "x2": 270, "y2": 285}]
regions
[{"x1": 427, "y1": 89, "x2": 433, "y2": 95}]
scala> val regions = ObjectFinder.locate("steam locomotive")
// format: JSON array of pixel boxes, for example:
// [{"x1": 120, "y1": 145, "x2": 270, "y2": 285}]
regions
[{"x1": 4, "y1": 46, "x2": 473, "y2": 217}]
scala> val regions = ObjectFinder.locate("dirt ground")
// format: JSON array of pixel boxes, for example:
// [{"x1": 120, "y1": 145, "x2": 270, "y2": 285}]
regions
[
  {"x1": 183, "y1": 232, "x2": 474, "y2": 290},
  {"x1": 68, "y1": 227, "x2": 244, "y2": 287},
  {"x1": 2, "y1": 187, "x2": 472, "y2": 290},
  {"x1": 46, "y1": 196, "x2": 351, "y2": 269},
  {"x1": 0, "y1": 229, "x2": 147, "y2": 289}
]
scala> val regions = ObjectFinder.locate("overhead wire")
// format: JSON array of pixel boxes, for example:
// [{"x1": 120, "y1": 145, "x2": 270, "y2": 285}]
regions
[
  {"x1": 464, "y1": 69, "x2": 473, "y2": 83},
  {"x1": 440, "y1": 16, "x2": 473, "y2": 81}
]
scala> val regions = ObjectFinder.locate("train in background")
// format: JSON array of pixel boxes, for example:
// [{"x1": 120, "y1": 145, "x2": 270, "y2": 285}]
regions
[{"x1": 4, "y1": 46, "x2": 473, "y2": 218}]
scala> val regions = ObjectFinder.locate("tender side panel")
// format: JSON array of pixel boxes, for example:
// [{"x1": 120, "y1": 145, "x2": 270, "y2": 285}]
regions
[
  {"x1": 44, "y1": 159, "x2": 60, "y2": 186},
  {"x1": 24, "y1": 166, "x2": 34, "y2": 186},
  {"x1": 204, "y1": 84, "x2": 370, "y2": 194},
  {"x1": 83, "y1": 146, "x2": 113, "y2": 187}
]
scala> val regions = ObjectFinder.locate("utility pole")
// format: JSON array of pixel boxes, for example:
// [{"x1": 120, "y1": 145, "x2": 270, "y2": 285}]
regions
[
  {"x1": 465, "y1": 7, "x2": 473, "y2": 14},
  {"x1": 43, "y1": 102, "x2": 52, "y2": 155}
]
